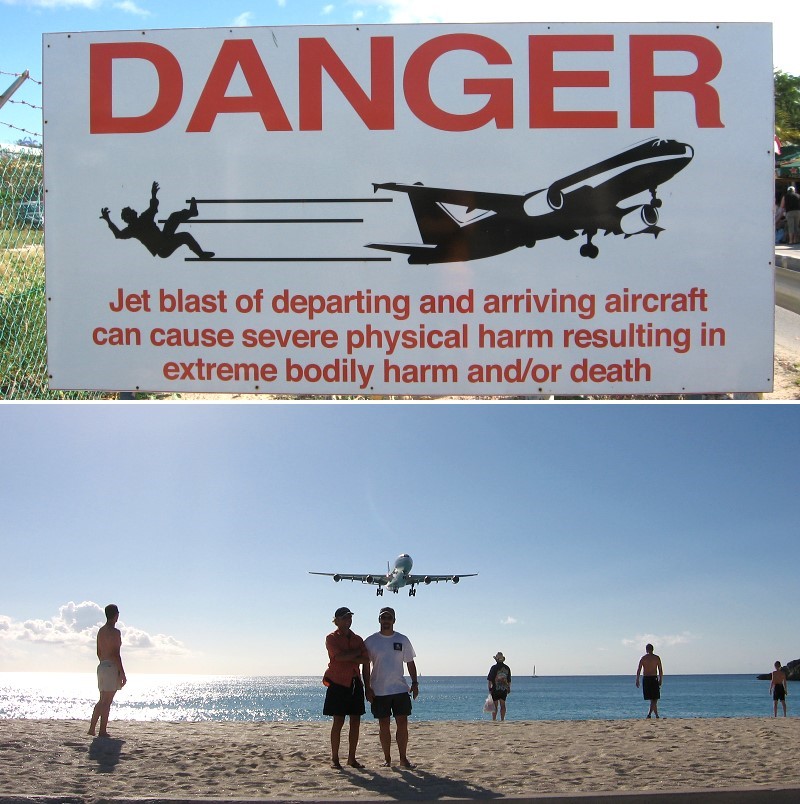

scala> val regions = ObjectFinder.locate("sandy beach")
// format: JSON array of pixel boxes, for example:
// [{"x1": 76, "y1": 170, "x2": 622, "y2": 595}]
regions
[{"x1": 1, "y1": 718, "x2": 798, "y2": 801}]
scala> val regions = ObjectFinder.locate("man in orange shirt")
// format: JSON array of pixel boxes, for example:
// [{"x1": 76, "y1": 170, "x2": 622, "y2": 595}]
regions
[{"x1": 323, "y1": 607, "x2": 369, "y2": 769}]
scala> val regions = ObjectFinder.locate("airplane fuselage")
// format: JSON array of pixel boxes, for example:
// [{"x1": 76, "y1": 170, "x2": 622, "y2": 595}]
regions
[{"x1": 385, "y1": 553, "x2": 413, "y2": 589}]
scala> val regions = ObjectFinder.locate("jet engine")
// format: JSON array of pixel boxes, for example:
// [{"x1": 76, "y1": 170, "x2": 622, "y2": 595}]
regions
[
  {"x1": 365, "y1": 575, "x2": 375, "y2": 584},
  {"x1": 619, "y1": 205, "x2": 659, "y2": 235},
  {"x1": 452, "y1": 575, "x2": 460, "y2": 584},
  {"x1": 522, "y1": 190, "x2": 564, "y2": 218},
  {"x1": 423, "y1": 576, "x2": 432, "y2": 585},
  {"x1": 522, "y1": 186, "x2": 564, "y2": 217},
  {"x1": 333, "y1": 574, "x2": 341, "y2": 582}
]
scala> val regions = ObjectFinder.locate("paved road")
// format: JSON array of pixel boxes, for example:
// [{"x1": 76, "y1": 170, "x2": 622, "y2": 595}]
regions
[
  {"x1": 776, "y1": 304, "x2": 800, "y2": 358},
  {"x1": 774, "y1": 247, "x2": 800, "y2": 364},
  {"x1": 775, "y1": 246, "x2": 800, "y2": 311}
]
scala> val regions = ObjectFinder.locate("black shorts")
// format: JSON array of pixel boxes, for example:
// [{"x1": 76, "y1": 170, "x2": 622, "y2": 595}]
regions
[
  {"x1": 370, "y1": 692, "x2": 412, "y2": 719},
  {"x1": 642, "y1": 676, "x2": 661, "y2": 701},
  {"x1": 323, "y1": 678, "x2": 365, "y2": 717},
  {"x1": 490, "y1": 689, "x2": 508, "y2": 701},
  {"x1": 773, "y1": 684, "x2": 786, "y2": 702}
]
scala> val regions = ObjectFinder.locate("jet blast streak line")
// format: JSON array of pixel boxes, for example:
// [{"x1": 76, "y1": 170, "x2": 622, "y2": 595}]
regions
[
  {"x1": 185, "y1": 256, "x2": 391, "y2": 262},
  {"x1": 189, "y1": 198, "x2": 393, "y2": 204},
  {"x1": 170, "y1": 218, "x2": 365, "y2": 223}
]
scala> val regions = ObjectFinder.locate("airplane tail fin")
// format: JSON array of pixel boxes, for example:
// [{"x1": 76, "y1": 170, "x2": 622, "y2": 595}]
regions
[{"x1": 372, "y1": 182, "x2": 464, "y2": 244}]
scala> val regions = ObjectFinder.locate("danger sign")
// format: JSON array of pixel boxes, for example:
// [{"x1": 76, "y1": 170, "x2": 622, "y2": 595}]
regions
[{"x1": 44, "y1": 22, "x2": 774, "y2": 394}]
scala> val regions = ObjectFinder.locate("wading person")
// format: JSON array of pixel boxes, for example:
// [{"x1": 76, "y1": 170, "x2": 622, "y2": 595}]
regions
[
  {"x1": 88, "y1": 604, "x2": 126, "y2": 737},
  {"x1": 635, "y1": 643, "x2": 663, "y2": 719},
  {"x1": 323, "y1": 607, "x2": 368, "y2": 769},
  {"x1": 770, "y1": 661, "x2": 788, "y2": 717},
  {"x1": 363, "y1": 607, "x2": 418, "y2": 768}
]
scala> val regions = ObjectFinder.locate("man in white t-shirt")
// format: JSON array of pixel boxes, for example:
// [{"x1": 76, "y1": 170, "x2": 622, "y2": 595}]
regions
[{"x1": 363, "y1": 607, "x2": 418, "y2": 768}]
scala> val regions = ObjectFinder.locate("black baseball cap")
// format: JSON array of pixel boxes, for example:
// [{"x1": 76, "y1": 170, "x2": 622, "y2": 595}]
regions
[{"x1": 334, "y1": 607, "x2": 354, "y2": 618}]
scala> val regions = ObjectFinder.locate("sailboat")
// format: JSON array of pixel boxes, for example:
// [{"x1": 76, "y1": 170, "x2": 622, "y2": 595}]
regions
[{"x1": 532, "y1": 665, "x2": 537, "y2": 678}]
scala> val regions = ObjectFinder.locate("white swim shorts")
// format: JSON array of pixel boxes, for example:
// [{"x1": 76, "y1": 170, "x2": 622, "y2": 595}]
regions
[{"x1": 97, "y1": 660, "x2": 122, "y2": 692}]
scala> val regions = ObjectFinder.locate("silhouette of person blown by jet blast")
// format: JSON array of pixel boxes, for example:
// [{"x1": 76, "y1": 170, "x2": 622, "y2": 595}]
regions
[{"x1": 100, "y1": 182, "x2": 214, "y2": 260}]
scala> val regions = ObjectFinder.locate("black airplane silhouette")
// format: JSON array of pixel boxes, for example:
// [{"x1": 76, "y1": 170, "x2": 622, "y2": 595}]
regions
[{"x1": 366, "y1": 138, "x2": 693, "y2": 263}]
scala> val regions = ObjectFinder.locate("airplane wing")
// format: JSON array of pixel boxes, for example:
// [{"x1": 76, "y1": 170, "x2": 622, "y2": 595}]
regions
[
  {"x1": 308, "y1": 571, "x2": 387, "y2": 586},
  {"x1": 371, "y1": 182, "x2": 523, "y2": 244},
  {"x1": 406, "y1": 573, "x2": 478, "y2": 584}
]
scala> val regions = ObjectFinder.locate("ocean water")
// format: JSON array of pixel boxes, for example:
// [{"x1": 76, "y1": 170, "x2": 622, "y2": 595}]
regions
[{"x1": 0, "y1": 673, "x2": 784, "y2": 722}]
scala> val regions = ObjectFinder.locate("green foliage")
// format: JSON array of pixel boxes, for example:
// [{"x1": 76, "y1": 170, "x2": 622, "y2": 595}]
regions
[{"x1": 775, "y1": 70, "x2": 800, "y2": 146}]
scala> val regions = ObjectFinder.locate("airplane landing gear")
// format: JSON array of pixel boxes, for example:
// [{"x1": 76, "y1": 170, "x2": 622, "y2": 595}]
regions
[
  {"x1": 579, "y1": 230, "x2": 599, "y2": 259},
  {"x1": 409, "y1": 588, "x2": 416, "y2": 597},
  {"x1": 376, "y1": 588, "x2": 383, "y2": 596}
]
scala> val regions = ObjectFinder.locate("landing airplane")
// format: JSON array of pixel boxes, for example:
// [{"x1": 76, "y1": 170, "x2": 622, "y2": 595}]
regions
[
  {"x1": 366, "y1": 138, "x2": 693, "y2": 263},
  {"x1": 309, "y1": 553, "x2": 477, "y2": 596}
]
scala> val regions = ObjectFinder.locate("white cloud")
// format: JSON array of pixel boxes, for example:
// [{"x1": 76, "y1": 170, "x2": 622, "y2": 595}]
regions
[
  {"x1": 0, "y1": 0, "x2": 149, "y2": 12},
  {"x1": 500, "y1": 616, "x2": 518, "y2": 625},
  {"x1": 623, "y1": 632, "x2": 697, "y2": 648},
  {"x1": 113, "y1": 0, "x2": 150, "y2": 16},
  {"x1": 322, "y1": 4, "x2": 335, "y2": 14},
  {"x1": 348, "y1": 0, "x2": 772, "y2": 24},
  {"x1": 0, "y1": 601, "x2": 188, "y2": 656},
  {"x1": 232, "y1": 11, "x2": 254, "y2": 27},
  {"x1": 0, "y1": 0, "x2": 147, "y2": 11},
  {"x1": 0, "y1": 0, "x2": 105, "y2": 9}
]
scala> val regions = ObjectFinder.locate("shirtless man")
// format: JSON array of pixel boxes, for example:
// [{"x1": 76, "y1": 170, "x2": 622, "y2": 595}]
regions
[
  {"x1": 100, "y1": 182, "x2": 214, "y2": 260},
  {"x1": 88, "y1": 604, "x2": 127, "y2": 737},
  {"x1": 770, "y1": 661, "x2": 788, "y2": 717},
  {"x1": 635, "y1": 643, "x2": 663, "y2": 719}
]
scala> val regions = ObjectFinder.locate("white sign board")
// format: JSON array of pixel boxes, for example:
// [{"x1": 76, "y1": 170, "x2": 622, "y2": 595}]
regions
[{"x1": 44, "y1": 23, "x2": 774, "y2": 394}]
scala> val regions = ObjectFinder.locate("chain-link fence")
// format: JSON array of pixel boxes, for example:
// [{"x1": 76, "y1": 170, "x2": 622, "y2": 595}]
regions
[{"x1": 0, "y1": 145, "x2": 110, "y2": 399}]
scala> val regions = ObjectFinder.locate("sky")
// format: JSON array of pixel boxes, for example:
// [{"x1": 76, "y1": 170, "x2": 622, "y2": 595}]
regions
[
  {"x1": 1, "y1": 402, "x2": 797, "y2": 679},
  {"x1": 0, "y1": 0, "x2": 798, "y2": 146}
]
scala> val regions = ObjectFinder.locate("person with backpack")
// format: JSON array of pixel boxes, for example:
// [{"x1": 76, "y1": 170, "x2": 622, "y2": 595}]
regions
[{"x1": 487, "y1": 652, "x2": 512, "y2": 721}]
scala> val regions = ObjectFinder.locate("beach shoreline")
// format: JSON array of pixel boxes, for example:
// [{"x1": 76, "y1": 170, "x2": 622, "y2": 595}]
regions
[{"x1": 1, "y1": 718, "x2": 798, "y2": 801}]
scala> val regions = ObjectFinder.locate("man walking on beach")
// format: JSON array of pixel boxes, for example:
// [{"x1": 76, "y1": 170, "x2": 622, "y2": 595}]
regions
[
  {"x1": 363, "y1": 607, "x2": 418, "y2": 768},
  {"x1": 487, "y1": 652, "x2": 512, "y2": 721},
  {"x1": 770, "y1": 661, "x2": 788, "y2": 717},
  {"x1": 88, "y1": 604, "x2": 126, "y2": 737},
  {"x1": 635, "y1": 643, "x2": 663, "y2": 719},
  {"x1": 323, "y1": 607, "x2": 369, "y2": 769}
]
